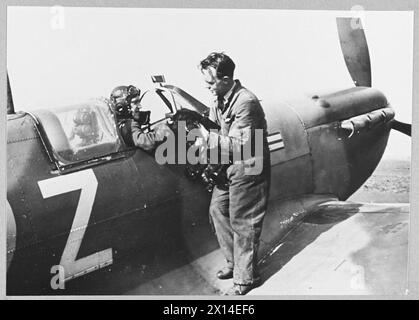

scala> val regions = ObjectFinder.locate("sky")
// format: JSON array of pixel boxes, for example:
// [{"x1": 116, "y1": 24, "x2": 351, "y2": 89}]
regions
[{"x1": 7, "y1": 7, "x2": 413, "y2": 159}]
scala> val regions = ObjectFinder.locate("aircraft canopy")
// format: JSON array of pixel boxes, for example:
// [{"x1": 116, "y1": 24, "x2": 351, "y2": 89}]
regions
[{"x1": 32, "y1": 98, "x2": 123, "y2": 167}]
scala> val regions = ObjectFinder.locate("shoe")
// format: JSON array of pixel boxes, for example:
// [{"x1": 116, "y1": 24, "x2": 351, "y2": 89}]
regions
[
  {"x1": 216, "y1": 267, "x2": 233, "y2": 280},
  {"x1": 223, "y1": 282, "x2": 260, "y2": 296}
]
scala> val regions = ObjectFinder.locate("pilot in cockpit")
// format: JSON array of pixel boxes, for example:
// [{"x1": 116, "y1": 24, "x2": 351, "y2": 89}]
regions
[{"x1": 109, "y1": 85, "x2": 171, "y2": 151}]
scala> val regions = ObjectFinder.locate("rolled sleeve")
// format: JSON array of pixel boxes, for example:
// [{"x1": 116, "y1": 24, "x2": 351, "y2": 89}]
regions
[{"x1": 131, "y1": 121, "x2": 158, "y2": 151}]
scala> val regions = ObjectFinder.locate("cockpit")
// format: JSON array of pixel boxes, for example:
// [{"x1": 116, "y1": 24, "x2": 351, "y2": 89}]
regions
[
  {"x1": 32, "y1": 98, "x2": 122, "y2": 166},
  {"x1": 30, "y1": 84, "x2": 209, "y2": 171}
]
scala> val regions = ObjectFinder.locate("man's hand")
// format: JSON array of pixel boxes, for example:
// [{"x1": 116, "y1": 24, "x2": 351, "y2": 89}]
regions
[
  {"x1": 194, "y1": 123, "x2": 209, "y2": 147},
  {"x1": 154, "y1": 123, "x2": 173, "y2": 142},
  {"x1": 197, "y1": 123, "x2": 209, "y2": 140}
]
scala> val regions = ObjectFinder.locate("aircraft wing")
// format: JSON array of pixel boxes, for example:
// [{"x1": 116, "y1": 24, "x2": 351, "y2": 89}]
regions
[
  {"x1": 134, "y1": 198, "x2": 409, "y2": 296},
  {"x1": 250, "y1": 201, "x2": 409, "y2": 296},
  {"x1": 56, "y1": 197, "x2": 408, "y2": 296}
]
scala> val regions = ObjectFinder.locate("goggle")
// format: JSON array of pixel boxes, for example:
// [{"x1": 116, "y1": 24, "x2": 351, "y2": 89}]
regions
[
  {"x1": 114, "y1": 102, "x2": 132, "y2": 115},
  {"x1": 110, "y1": 85, "x2": 141, "y2": 117},
  {"x1": 127, "y1": 85, "x2": 141, "y2": 98},
  {"x1": 111, "y1": 85, "x2": 141, "y2": 101}
]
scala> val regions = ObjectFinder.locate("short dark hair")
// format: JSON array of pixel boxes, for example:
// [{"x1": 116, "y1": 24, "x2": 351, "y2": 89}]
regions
[{"x1": 199, "y1": 52, "x2": 235, "y2": 79}]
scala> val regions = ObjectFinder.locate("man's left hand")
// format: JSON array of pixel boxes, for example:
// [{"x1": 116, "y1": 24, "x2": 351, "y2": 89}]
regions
[{"x1": 194, "y1": 124, "x2": 209, "y2": 147}]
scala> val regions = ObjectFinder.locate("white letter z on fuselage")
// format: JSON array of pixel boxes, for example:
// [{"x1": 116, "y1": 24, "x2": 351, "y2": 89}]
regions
[{"x1": 38, "y1": 169, "x2": 113, "y2": 281}]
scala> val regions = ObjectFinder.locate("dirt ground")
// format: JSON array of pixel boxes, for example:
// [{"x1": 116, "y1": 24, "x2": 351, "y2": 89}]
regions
[{"x1": 349, "y1": 158, "x2": 410, "y2": 204}]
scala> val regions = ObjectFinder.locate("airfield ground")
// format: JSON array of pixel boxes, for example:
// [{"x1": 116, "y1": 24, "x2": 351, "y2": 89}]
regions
[
  {"x1": 349, "y1": 158, "x2": 410, "y2": 204},
  {"x1": 249, "y1": 158, "x2": 410, "y2": 296}
]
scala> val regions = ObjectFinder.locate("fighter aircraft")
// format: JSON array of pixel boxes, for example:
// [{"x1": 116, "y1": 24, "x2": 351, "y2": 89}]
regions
[{"x1": 6, "y1": 17, "x2": 411, "y2": 295}]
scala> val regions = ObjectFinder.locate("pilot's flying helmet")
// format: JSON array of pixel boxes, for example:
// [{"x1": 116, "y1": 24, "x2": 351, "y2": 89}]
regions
[{"x1": 109, "y1": 85, "x2": 141, "y2": 118}]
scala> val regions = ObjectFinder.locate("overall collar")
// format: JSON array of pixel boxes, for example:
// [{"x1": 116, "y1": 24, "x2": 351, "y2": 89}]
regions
[
  {"x1": 221, "y1": 80, "x2": 237, "y2": 105},
  {"x1": 215, "y1": 80, "x2": 241, "y2": 111}
]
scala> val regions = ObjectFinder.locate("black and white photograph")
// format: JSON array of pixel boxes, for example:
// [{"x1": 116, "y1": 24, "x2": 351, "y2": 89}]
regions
[{"x1": 4, "y1": 4, "x2": 414, "y2": 297}]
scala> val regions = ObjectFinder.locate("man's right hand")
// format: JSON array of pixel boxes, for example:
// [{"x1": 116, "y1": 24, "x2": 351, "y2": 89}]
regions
[{"x1": 154, "y1": 123, "x2": 173, "y2": 142}]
